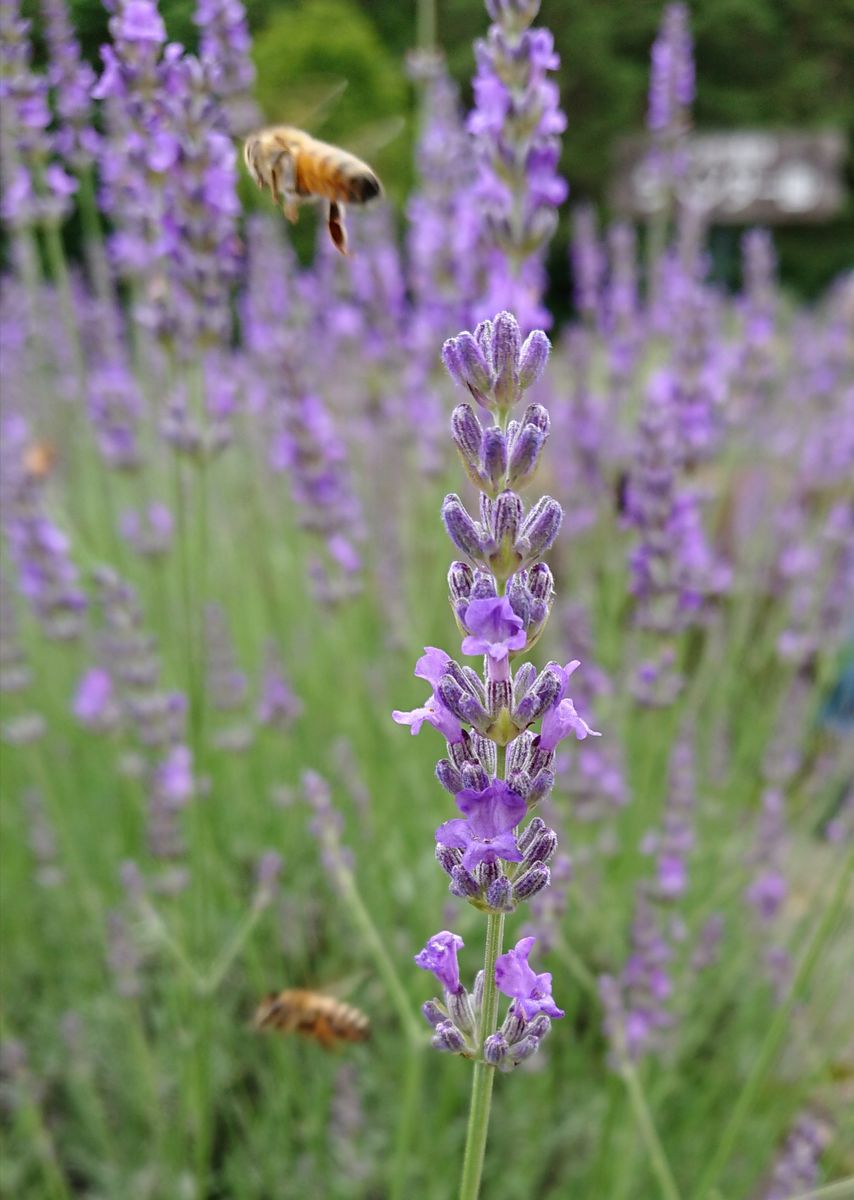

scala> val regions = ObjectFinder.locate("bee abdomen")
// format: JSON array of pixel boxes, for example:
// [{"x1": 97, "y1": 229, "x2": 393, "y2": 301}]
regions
[{"x1": 345, "y1": 172, "x2": 381, "y2": 204}]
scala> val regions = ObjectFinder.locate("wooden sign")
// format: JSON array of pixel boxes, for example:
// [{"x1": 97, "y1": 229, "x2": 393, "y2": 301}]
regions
[{"x1": 611, "y1": 131, "x2": 847, "y2": 223}]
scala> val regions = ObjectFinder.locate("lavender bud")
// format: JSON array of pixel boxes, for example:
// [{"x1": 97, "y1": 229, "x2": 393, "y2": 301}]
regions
[
  {"x1": 529, "y1": 741, "x2": 555, "y2": 775},
  {"x1": 442, "y1": 495, "x2": 484, "y2": 561},
  {"x1": 472, "y1": 319, "x2": 494, "y2": 360},
  {"x1": 501, "y1": 1008, "x2": 527, "y2": 1045},
  {"x1": 482, "y1": 427, "x2": 508, "y2": 491},
  {"x1": 449, "y1": 736, "x2": 473, "y2": 768},
  {"x1": 470, "y1": 572, "x2": 498, "y2": 601},
  {"x1": 447, "y1": 988, "x2": 475, "y2": 1034},
  {"x1": 449, "y1": 864, "x2": 481, "y2": 899},
  {"x1": 520, "y1": 404, "x2": 550, "y2": 436},
  {"x1": 438, "y1": 678, "x2": 489, "y2": 729},
  {"x1": 507, "y1": 425, "x2": 546, "y2": 489},
  {"x1": 436, "y1": 843, "x2": 462, "y2": 875},
  {"x1": 527, "y1": 562, "x2": 554, "y2": 601},
  {"x1": 524, "y1": 826, "x2": 558, "y2": 864},
  {"x1": 518, "y1": 817, "x2": 547, "y2": 854},
  {"x1": 470, "y1": 734, "x2": 497, "y2": 774},
  {"x1": 491, "y1": 312, "x2": 522, "y2": 410},
  {"x1": 487, "y1": 679, "x2": 513, "y2": 719},
  {"x1": 422, "y1": 1000, "x2": 445, "y2": 1028},
  {"x1": 526, "y1": 1014, "x2": 552, "y2": 1040},
  {"x1": 451, "y1": 405, "x2": 484, "y2": 483},
  {"x1": 436, "y1": 759, "x2": 464, "y2": 794},
  {"x1": 472, "y1": 969, "x2": 485, "y2": 1012},
  {"x1": 509, "y1": 1035, "x2": 540, "y2": 1065},
  {"x1": 513, "y1": 863, "x2": 550, "y2": 901},
  {"x1": 507, "y1": 575, "x2": 532, "y2": 623},
  {"x1": 478, "y1": 859, "x2": 502, "y2": 890},
  {"x1": 527, "y1": 768, "x2": 555, "y2": 806},
  {"x1": 485, "y1": 875, "x2": 515, "y2": 912},
  {"x1": 484, "y1": 1032, "x2": 510, "y2": 1065},
  {"x1": 507, "y1": 769, "x2": 531, "y2": 799},
  {"x1": 462, "y1": 667, "x2": 488, "y2": 703},
  {"x1": 507, "y1": 730, "x2": 534, "y2": 772},
  {"x1": 514, "y1": 667, "x2": 561, "y2": 726},
  {"x1": 518, "y1": 330, "x2": 551, "y2": 389},
  {"x1": 493, "y1": 490, "x2": 523, "y2": 546},
  {"x1": 432, "y1": 1020, "x2": 467, "y2": 1054},
  {"x1": 519, "y1": 497, "x2": 563, "y2": 559},
  {"x1": 448, "y1": 562, "x2": 474, "y2": 602},
  {"x1": 460, "y1": 762, "x2": 490, "y2": 792}
]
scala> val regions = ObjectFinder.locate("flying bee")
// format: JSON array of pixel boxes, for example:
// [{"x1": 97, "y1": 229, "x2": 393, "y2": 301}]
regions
[
  {"x1": 242, "y1": 126, "x2": 382, "y2": 256},
  {"x1": 252, "y1": 989, "x2": 370, "y2": 1050}
]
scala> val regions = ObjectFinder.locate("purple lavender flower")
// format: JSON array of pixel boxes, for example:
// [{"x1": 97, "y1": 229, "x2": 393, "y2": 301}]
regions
[
  {"x1": 415, "y1": 931, "x2": 465, "y2": 994},
  {"x1": 257, "y1": 642, "x2": 302, "y2": 730},
  {"x1": 460, "y1": 596, "x2": 527, "y2": 673},
  {"x1": 644, "y1": 3, "x2": 695, "y2": 206},
  {"x1": 40, "y1": 0, "x2": 99, "y2": 170},
  {"x1": 467, "y1": 1, "x2": 567, "y2": 330},
  {"x1": 0, "y1": 0, "x2": 77, "y2": 227},
  {"x1": 72, "y1": 667, "x2": 117, "y2": 729},
  {"x1": 194, "y1": 0, "x2": 260, "y2": 135},
  {"x1": 119, "y1": 504, "x2": 173, "y2": 557},
  {"x1": 495, "y1": 936, "x2": 564, "y2": 1020},
  {"x1": 392, "y1": 647, "x2": 465, "y2": 742},
  {"x1": 538, "y1": 661, "x2": 600, "y2": 751},
  {"x1": 435, "y1": 779, "x2": 525, "y2": 872},
  {"x1": 602, "y1": 891, "x2": 673, "y2": 1062},
  {"x1": 760, "y1": 1112, "x2": 832, "y2": 1200}
]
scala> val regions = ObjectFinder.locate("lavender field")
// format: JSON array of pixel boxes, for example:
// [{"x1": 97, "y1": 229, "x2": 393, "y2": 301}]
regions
[{"x1": 1, "y1": 0, "x2": 852, "y2": 1197}]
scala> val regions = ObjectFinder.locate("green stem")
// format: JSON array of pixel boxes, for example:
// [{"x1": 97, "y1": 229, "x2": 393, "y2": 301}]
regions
[
  {"x1": 693, "y1": 846, "x2": 853, "y2": 1200},
  {"x1": 458, "y1": 910, "x2": 505, "y2": 1200},
  {"x1": 338, "y1": 867, "x2": 422, "y2": 1045},
  {"x1": 620, "y1": 1059, "x2": 682, "y2": 1200}
]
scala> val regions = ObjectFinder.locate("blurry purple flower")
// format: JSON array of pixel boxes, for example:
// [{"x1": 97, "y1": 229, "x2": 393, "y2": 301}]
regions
[
  {"x1": 153, "y1": 745, "x2": 194, "y2": 803},
  {"x1": 495, "y1": 936, "x2": 564, "y2": 1021},
  {"x1": 73, "y1": 667, "x2": 115, "y2": 727}
]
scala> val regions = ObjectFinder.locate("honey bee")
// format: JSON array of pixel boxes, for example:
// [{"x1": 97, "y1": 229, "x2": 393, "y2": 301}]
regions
[
  {"x1": 243, "y1": 126, "x2": 382, "y2": 256},
  {"x1": 252, "y1": 989, "x2": 370, "y2": 1049},
  {"x1": 22, "y1": 440, "x2": 58, "y2": 480}
]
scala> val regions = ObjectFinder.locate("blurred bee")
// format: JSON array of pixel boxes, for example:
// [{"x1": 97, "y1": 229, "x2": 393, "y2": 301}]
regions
[
  {"x1": 22, "y1": 440, "x2": 58, "y2": 480},
  {"x1": 253, "y1": 988, "x2": 370, "y2": 1050},
  {"x1": 243, "y1": 126, "x2": 382, "y2": 256}
]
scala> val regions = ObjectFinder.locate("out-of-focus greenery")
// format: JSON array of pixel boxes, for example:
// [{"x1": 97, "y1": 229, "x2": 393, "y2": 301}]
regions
[{"x1": 29, "y1": 0, "x2": 854, "y2": 295}]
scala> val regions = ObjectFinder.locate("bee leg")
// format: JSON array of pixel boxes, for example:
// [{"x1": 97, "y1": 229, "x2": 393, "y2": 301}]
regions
[
  {"x1": 283, "y1": 197, "x2": 299, "y2": 224},
  {"x1": 327, "y1": 201, "x2": 348, "y2": 256},
  {"x1": 269, "y1": 149, "x2": 297, "y2": 212},
  {"x1": 314, "y1": 1016, "x2": 338, "y2": 1050}
]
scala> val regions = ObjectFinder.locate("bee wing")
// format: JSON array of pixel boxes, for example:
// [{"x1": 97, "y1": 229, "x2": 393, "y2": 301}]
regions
[
  {"x1": 319, "y1": 971, "x2": 369, "y2": 1000},
  {"x1": 281, "y1": 78, "x2": 350, "y2": 133},
  {"x1": 344, "y1": 116, "x2": 406, "y2": 160}
]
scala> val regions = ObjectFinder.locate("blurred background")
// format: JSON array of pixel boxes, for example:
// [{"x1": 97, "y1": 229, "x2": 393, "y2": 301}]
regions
[{"x1": 21, "y1": 0, "x2": 854, "y2": 305}]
